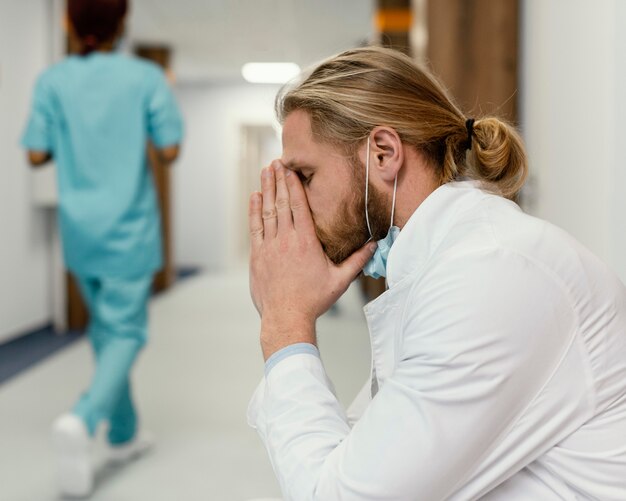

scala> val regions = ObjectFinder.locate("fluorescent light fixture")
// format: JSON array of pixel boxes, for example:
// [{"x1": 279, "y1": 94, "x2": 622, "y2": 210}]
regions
[{"x1": 242, "y1": 62, "x2": 301, "y2": 84}]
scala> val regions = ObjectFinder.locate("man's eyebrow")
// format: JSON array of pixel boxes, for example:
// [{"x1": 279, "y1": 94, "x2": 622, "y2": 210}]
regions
[{"x1": 283, "y1": 160, "x2": 313, "y2": 171}]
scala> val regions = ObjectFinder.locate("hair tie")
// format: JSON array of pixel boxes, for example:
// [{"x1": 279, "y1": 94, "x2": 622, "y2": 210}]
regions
[{"x1": 465, "y1": 118, "x2": 475, "y2": 151}]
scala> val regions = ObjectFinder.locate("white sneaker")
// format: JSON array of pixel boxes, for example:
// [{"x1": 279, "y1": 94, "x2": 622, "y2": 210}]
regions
[
  {"x1": 107, "y1": 430, "x2": 154, "y2": 463},
  {"x1": 51, "y1": 413, "x2": 93, "y2": 498}
]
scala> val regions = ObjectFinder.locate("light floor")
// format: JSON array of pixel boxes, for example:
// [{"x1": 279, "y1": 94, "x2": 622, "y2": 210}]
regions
[{"x1": 0, "y1": 270, "x2": 371, "y2": 501}]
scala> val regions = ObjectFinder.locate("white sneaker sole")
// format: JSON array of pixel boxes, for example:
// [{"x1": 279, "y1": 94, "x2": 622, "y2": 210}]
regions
[{"x1": 52, "y1": 414, "x2": 94, "y2": 498}]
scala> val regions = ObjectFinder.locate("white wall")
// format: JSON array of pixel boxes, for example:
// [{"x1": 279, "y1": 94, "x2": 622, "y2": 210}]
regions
[
  {"x1": 172, "y1": 82, "x2": 281, "y2": 271},
  {"x1": 0, "y1": 0, "x2": 60, "y2": 342},
  {"x1": 521, "y1": 0, "x2": 626, "y2": 284},
  {"x1": 612, "y1": 0, "x2": 626, "y2": 284}
]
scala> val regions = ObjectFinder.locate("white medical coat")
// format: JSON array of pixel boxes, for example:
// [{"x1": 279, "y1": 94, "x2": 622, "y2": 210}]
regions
[{"x1": 248, "y1": 181, "x2": 626, "y2": 500}]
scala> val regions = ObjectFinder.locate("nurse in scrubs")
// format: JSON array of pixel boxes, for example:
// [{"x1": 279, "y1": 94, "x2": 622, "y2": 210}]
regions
[{"x1": 21, "y1": 0, "x2": 183, "y2": 496}]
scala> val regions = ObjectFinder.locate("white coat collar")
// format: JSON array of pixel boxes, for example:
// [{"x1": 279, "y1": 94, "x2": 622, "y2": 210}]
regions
[{"x1": 385, "y1": 180, "x2": 488, "y2": 289}]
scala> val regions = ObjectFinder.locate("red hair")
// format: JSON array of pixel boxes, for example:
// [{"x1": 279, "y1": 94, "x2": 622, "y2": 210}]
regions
[{"x1": 68, "y1": 0, "x2": 128, "y2": 55}]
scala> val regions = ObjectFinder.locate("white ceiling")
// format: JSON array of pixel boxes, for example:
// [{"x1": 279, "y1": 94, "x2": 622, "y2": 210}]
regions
[{"x1": 127, "y1": 0, "x2": 375, "y2": 84}]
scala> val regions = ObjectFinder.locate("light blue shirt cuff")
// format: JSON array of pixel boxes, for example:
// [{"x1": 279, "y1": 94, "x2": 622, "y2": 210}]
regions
[{"x1": 265, "y1": 343, "x2": 320, "y2": 376}]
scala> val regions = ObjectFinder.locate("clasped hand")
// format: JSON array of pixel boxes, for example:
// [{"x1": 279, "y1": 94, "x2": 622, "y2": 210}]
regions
[{"x1": 248, "y1": 160, "x2": 376, "y2": 360}]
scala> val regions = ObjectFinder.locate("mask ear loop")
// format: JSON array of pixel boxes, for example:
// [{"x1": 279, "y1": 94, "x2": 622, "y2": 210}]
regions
[
  {"x1": 365, "y1": 135, "x2": 398, "y2": 237},
  {"x1": 390, "y1": 174, "x2": 398, "y2": 229},
  {"x1": 365, "y1": 136, "x2": 373, "y2": 241}
]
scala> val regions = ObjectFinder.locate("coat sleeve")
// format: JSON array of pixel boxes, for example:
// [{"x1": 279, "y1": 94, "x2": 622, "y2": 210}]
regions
[{"x1": 247, "y1": 248, "x2": 595, "y2": 500}]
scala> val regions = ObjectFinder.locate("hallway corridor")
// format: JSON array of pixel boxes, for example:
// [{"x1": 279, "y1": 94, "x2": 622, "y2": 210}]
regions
[{"x1": 0, "y1": 270, "x2": 371, "y2": 500}]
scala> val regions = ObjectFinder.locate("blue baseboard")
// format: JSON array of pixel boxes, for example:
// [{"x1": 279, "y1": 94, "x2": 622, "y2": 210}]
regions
[
  {"x1": 0, "y1": 324, "x2": 84, "y2": 386},
  {"x1": 176, "y1": 265, "x2": 202, "y2": 281}
]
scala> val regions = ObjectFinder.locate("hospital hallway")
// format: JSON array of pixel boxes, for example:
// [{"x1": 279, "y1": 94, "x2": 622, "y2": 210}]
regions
[
  {"x1": 0, "y1": 270, "x2": 372, "y2": 500},
  {"x1": 3, "y1": 0, "x2": 626, "y2": 499}
]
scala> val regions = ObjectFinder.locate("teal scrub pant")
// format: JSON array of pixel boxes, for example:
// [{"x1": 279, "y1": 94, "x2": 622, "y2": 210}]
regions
[{"x1": 72, "y1": 274, "x2": 153, "y2": 445}]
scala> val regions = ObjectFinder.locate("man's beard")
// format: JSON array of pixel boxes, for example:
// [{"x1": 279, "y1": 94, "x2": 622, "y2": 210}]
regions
[{"x1": 314, "y1": 157, "x2": 392, "y2": 265}]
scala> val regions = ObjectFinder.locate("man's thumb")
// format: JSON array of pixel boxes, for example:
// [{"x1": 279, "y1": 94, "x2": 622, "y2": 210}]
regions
[{"x1": 337, "y1": 242, "x2": 377, "y2": 283}]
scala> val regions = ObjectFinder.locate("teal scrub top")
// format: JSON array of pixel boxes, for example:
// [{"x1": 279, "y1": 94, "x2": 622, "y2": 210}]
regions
[{"x1": 22, "y1": 52, "x2": 183, "y2": 278}]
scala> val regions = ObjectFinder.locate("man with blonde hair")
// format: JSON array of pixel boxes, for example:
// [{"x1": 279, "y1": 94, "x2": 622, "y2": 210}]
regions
[{"x1": 247, "y1": 47, "x2": 626, "y2": 500}]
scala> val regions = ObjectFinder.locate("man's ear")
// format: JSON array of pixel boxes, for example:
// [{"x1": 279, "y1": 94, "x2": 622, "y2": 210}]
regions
[{"x1": 369, "y1": 126, "x2": 404, "y2": 183}]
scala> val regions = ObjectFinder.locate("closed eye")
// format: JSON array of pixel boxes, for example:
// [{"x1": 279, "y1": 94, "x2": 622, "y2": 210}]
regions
[{"x1": 297, "y1": 171, "x2": 313, "y2": 186}]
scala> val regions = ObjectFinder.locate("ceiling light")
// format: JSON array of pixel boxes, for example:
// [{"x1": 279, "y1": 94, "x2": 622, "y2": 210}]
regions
[{"x1": 241, "y1": 62, "x2": 301, "y2": 84}]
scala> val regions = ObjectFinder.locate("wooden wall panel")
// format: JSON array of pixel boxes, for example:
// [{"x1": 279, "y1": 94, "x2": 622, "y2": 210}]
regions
[
  {"x1": 377, "y1": 0, "x2": 413, "y2": 55},
  {"x1": 427, "y1": 0, "x2": 519, "y2": 121}
]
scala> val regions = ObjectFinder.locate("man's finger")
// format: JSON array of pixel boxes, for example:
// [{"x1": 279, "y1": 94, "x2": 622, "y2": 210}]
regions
[
  {"x1": 249, "y1": 192, "x2": 264, "y2": 249},
  {"x1": 284, "y1": 165, "x2": 316, "y2": 234},
  {"x1": 273, "y1": 161, "x2": 294, "y2": 233},
  {"x1": 336, "y1": 242, "x2": 378, "y2": 285},
  {"x1": 261, "y1": 166, "x2": 278, "y2": 238}
]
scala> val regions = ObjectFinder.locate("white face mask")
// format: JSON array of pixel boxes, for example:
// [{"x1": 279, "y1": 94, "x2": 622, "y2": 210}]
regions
[{"x1": 362, "y1": 136, "x2": 400, "y2": 279}]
